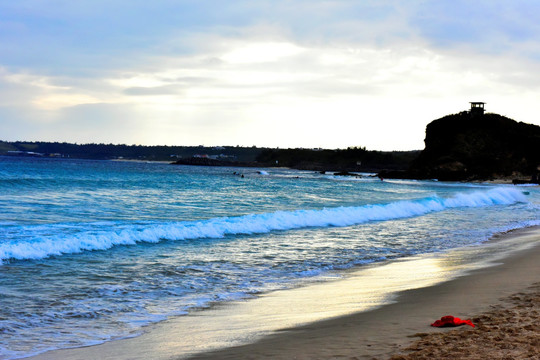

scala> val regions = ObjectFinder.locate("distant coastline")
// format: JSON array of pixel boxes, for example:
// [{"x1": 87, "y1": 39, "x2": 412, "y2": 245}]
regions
[
  {"x1": 0, "y1": 141, "x2": 419, "y2": 174},
  {"x1": 3, "y1": 107, "x2": 539, "y2": 184}
]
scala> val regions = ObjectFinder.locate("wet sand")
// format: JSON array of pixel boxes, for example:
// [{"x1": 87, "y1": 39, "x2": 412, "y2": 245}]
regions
[
  {"x1": 187, "y1": 227, "x2": 540, "y2": 360},
  {"x1": 28, "y1": 227, "x2": 540, "y2": 360}
]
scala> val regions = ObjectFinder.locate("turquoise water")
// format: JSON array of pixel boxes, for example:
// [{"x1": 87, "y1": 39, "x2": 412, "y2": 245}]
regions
[{"x1": 0, "y1": 156, "x2": 539, "y2": 359}]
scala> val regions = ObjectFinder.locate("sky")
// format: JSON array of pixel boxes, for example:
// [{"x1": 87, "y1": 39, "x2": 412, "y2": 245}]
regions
[{"x1": 1, "y1": 0, "x2": 540, "y2": 150}]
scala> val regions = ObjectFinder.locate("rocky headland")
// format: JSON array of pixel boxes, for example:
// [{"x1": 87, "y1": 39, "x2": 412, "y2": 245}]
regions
[{"x1": 379, "y1": 111, "x2": 540, "y2": 183}]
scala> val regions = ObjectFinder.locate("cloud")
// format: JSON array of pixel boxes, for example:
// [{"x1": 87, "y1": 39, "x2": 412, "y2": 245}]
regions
[
  {"x1": 0, "y1": 102, "x2": 148, "y2": 144},
  {"x1": 123, "y1": 85, "x2": 184, "y2": 96},
  {"x1": 0, "y1": 67, "x2": 109, "y2": 111},
  {"x1": 1, "y1": 1, "x2": 540, "y2": 150}
]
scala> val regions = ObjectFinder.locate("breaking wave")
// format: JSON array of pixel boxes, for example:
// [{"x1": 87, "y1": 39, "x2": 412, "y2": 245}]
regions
[{"x1": 0, "y1": 187, "x2": 528, "y2": 263}]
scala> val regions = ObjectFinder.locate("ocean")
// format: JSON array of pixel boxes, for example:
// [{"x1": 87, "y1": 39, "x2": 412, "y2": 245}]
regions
[{"x1": 0, "y1": 156, "x2": 539, "y2": 359}]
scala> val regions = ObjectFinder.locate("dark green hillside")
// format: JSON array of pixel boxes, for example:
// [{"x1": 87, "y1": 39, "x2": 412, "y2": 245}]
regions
[
  {"x1": 1, "y1": 140, "x2": 418, "y2": 173},
  {"x1": 381, "y1": 111, "x2": 540, "y2": 182},
  {"x1": 256, "y1": 147, "x2": 419, "y2": 172},
  {"x1": 0, "y1": 142, "x2": 265, "y2": 162}
]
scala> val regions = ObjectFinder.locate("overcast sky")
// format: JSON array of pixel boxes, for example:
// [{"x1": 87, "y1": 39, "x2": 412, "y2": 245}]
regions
[{"x1": 1, "y1": 0, "x2": 539, "y2": 150}]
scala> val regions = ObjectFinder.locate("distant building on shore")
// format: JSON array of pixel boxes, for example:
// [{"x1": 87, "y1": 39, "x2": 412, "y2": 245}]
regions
[{"x1": 469, "y1": 102, "x2": 485, "y2": 116}]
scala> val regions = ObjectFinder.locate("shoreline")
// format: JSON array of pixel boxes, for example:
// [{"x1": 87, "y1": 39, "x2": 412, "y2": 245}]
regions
[
  {"x1": 186, "y1": 227, "x2": 540, "y2": 360},
  {"x1": 27, "y1": 226, "x2": 540, "y2": 360}
]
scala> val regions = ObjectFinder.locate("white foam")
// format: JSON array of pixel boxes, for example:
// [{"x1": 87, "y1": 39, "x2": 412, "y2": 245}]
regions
[{"x1": 0, "y1": 187, "x2": 528, "y2": 263}]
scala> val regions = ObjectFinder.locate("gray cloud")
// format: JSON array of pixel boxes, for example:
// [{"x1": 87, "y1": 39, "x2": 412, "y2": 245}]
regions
[{"x1": 123, "y1": 85, "x2": 184, "y2": 96}]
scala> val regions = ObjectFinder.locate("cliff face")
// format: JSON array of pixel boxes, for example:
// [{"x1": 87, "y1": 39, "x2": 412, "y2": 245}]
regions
[{"x1": 407, "y1": 112, "x2": 540, "y2": 181}]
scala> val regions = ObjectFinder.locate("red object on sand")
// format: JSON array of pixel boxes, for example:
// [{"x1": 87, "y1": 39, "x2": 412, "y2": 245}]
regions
[{"x1": 431, "y1": 315, "x2": 475, "y2": 328}]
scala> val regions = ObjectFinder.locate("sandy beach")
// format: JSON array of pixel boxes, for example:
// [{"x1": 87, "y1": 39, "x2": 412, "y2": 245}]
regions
[
  {"x1": 390, "y1": 282, "x2": 540, "y2": 359},
  {"x1": 182, "y1": 227, "x2": 540, "y2": 360},
  {"x1": 27, "y1": 226, "x2": 540, "y2": 360}
]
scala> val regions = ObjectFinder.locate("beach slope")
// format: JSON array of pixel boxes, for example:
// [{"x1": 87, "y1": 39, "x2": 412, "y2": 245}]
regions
[{"x1": 188, "y1": 228, "x2": 540, "y2": 360}]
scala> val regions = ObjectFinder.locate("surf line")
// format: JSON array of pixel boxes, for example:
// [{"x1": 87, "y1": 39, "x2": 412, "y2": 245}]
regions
[{"x1": 0, "y1": 187, "x2": 527, "y2": 263}]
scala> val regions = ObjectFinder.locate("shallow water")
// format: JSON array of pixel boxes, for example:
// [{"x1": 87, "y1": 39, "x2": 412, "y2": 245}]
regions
[{"x1": 0, "y1": 156, "x2": 539, "y2": 359}]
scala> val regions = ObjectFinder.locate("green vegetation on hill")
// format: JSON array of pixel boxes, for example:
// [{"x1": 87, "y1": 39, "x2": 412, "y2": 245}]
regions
[
  {"x1": 0, "y1": 142, "x2": 264, "y2": 162},
  {"x1": 0, "y1": 141, "x2": 419, "y2": 173},
  {"x1": 0, "y1": 142, "x2": 17, "y2": 153},
  {"x1": 256, "y1": 147, "x2": 419, "y2": 172}
]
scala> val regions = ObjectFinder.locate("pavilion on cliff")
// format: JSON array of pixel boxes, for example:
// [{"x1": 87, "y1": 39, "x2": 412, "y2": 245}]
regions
[{"x1": 469, "y1": 102, "x2": 485, "y2": 116}]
